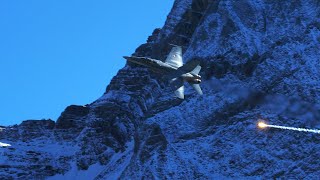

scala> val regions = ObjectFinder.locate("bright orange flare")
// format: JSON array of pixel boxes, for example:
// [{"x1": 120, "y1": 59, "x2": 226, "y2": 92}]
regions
[{"x1": 258, "y1": 122, "x2": 267, "y2": 129}]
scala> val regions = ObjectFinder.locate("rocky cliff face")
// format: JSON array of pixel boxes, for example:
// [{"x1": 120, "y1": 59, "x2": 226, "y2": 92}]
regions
[{"x1": 1, "y1": 0, "x2": 320, "y2": 179}]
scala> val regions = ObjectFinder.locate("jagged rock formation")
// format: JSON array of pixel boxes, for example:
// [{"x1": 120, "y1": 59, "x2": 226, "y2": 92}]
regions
[{"x1": 1, "y1": 0, "x2": 320, "y2": 179}]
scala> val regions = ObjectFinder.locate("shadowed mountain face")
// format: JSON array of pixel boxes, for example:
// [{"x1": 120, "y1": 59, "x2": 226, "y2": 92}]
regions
[{"x1": 1, "y1": 0, "x2": 320, "y2": 179}]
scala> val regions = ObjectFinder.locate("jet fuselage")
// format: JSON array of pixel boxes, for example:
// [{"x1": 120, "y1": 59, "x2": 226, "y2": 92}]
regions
[{"x1": 124, "y1": 56, "x2": 201, "y2": 84}]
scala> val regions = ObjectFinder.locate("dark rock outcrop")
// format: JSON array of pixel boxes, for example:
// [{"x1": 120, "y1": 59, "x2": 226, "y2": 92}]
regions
[{"x1": 55, "y1": 105, "x2": 89, "y2": 129}]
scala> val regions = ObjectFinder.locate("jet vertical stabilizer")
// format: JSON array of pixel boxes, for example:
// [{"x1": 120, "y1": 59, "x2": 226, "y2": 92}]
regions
[
  {"x1": 170, "y1": 77, "x2": 184, "y2": 99},
  {"x1": 191, "y1": 65, "x2": 201, "y2": 75}
]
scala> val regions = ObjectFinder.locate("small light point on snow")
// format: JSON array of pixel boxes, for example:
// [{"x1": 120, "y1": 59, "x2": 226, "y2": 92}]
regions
[{"x1": 0, "y1": 142, "x2": 11, "y2": 147}]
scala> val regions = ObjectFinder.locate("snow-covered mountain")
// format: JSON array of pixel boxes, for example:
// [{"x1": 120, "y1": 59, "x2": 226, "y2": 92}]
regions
[{"x1": 1, "y1": 0, "x2": 320, "y2": 179}]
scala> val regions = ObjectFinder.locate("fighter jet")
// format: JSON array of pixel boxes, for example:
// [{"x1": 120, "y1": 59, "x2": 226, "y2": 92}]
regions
[{"x1": 124, "y1": 46, "x2": 202, "y2": 99}]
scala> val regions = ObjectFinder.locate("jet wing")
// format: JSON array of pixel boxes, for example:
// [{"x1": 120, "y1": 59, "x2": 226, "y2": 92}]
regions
[{"x1": 165, "y1": 46, "x2": 183, "y2": 68}]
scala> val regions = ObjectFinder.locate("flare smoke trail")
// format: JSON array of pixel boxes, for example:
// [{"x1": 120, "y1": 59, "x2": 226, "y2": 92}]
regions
[{"x1": 258, "y1": 121, "x2": 320, "y2": 134}]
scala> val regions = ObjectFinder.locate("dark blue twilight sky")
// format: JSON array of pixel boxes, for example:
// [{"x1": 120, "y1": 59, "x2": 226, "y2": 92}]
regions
[{"x1": 0, "y1": 1, "x2": 173, "y2": 126}]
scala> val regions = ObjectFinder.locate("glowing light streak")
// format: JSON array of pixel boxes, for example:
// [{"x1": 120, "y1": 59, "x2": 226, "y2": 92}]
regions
[{"x1": 257, "y1": 120, "x2": 320, "y2": 134}]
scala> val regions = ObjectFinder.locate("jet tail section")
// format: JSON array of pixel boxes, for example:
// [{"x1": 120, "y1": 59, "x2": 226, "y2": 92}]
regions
[
  {"x1": 190, "y1": 83, "x2": 203, "y2": 95},
  {"x1": 164, "y1": 59, "x2": 200, "y2": 81},
  {"x1": 189, "y1": 64, "x2": 203, "y2": 95},
  {"x1": 168, "y1": 61, "x2": 203, "y2": 99}
]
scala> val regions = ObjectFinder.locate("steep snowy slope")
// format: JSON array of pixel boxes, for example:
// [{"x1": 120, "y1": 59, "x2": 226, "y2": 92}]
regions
[{"x1": 1, "y1": 0, "x2": 320, "y2": 179}]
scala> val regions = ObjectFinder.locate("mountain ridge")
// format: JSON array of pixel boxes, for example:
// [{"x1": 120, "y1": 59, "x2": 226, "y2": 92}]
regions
[{"x1": 1, "y1": 0, "x2": 320, "y2": 179}]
